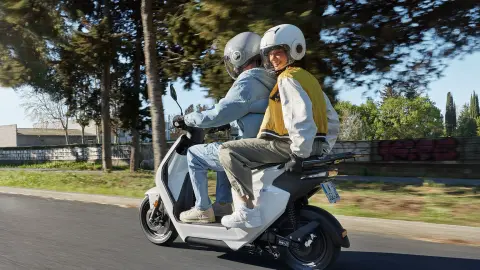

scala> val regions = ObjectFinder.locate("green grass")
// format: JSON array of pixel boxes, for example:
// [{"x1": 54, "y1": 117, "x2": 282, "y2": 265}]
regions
[
  {"x1": 309, "y1": 181, "x2": 480, "y2": 227},
  {"x1": 0, "y1": 161, "x2": 129, "y2": 171},
  {"x1": 0, "y1": 170, "x2": 153, "y2": 198},
  {"x1": 1, "y1": 170, "x2": 478, "y2": 227}
]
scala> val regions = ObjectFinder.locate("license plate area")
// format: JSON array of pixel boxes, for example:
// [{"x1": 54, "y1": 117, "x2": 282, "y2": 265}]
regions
[{"x1": 321, "y1": 181, "x2": 340, "y2": 203}]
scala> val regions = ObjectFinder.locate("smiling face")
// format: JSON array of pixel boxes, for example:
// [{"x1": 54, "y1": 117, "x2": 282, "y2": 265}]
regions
[{"x1": 268, "y1": 48, "x2": 288, "y2": 71}]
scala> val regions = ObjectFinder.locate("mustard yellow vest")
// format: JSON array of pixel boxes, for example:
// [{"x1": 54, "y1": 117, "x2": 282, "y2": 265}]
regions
[{"x1": 258, "y1": 67, "x2": 328, "y2": 140}]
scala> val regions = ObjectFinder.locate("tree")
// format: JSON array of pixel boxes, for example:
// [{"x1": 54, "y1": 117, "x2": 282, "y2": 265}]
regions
[
  {"x1": 335, "y1": 99, "x2": 380, "y2": 140},
  {"x1": 142, "y1": 0, "x2": 168, "y2": 171},
  {"x1": 445, "y1": 92, "x2": 457, "y2": 137},
  {"x1": 20, "y1": 89, "x2": 71, "y2": 144},
  {"x1": 457, "y1": 104, "x2": 477, "y2": 137},
  {"x1": 338, "y1": 112, "x2": 365, "y2": 141},
  {"x1": 167, "y1": 0, "x2": 480, "y2": 100},
  {"x1": 380, "y1": 84, "x2": 399, "y2": 100},
  {"x1": 470, "y1": 91, "x2": 479, "y2": 119},
  {"x1": 476, "y1": 117, "x2": 480, "y2": 137},
  {"x1": 375, "y1": 96, "x2": 444, "y2": 139}
]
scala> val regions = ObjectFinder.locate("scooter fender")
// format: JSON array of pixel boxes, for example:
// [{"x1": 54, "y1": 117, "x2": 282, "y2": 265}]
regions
[
  {"x1": 303, "y1": 206, "x2": 350, "y2": 248},
  {"x1": 145, "y1": 187, "x2": 162, "y2": 209}
]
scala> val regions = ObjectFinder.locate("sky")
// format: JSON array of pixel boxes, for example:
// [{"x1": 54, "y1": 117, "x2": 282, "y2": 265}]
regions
[{"x1": 1, "y1": 52, "x2": 479, "y2": 128}]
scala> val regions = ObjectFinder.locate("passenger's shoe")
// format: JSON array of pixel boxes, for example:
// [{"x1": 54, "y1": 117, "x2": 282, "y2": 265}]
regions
[
  {"x1": 180, "y1": 207, "x2": 215, "y2": 223},
  {"x1": 221, "y1": 205, "x2": 262, "y2": 228},
  {"x1": 212, "y1": 202, "x2": 233, "y2": 216}
]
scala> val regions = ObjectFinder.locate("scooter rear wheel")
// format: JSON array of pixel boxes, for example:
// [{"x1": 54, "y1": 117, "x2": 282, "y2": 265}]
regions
[
  {"x1": 279, "y1": 207, "x2": 340, "y2": 270},
  {"x1": 139, "y1": 197, "x2": 178, "y2": 246}
]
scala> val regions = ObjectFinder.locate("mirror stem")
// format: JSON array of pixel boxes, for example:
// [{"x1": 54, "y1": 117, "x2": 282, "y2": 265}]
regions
[{"x1": 176, "y1": 100, "x2": 183, "y2": 116}]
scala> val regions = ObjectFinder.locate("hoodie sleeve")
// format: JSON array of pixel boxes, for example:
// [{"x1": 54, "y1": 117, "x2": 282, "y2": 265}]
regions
[
  {"x1": 183, "y1": 74, "x2": 258, "y2": 128},
  {"x1": 323, "y1": 92, "x2": 340, "y2": 154},
  {"x1": 278, "y1": 77, "x2": 317, "y2": 158}
]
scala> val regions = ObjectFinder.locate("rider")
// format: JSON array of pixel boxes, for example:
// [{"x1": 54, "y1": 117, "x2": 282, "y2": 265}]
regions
[
  {"x1": 173, "y1": 32, "x2": 277, "y2": 223},
  {"x1": 218, "y1": 24, "x2": 340, "y2": 228}
]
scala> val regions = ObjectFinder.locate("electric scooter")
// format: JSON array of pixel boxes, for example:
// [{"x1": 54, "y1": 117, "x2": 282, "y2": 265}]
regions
[{"x1": 139, "y1": 84, "x2": 361, "y2": 270}]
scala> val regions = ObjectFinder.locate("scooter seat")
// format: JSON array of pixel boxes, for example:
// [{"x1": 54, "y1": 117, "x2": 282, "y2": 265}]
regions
[
  {"x1": 251, "y1": 152, "x2": 361, "y2": 171},
  {"x1": 301, "y1": 152, "x2": 360, "y2": 169}
]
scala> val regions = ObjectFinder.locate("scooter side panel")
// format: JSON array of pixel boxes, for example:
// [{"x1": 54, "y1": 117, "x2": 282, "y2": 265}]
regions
[
  {"x1": 166, "y1": 153, "x2": 188, "y2": 201},
  {"x1": 173, "y1": 166, "x2": 291, "y2": 251}
]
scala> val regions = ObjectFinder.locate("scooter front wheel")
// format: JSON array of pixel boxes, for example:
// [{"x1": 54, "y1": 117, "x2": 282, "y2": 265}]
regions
[{"x1": 139, "y1": 197, "x2": 178, "y2": 246}]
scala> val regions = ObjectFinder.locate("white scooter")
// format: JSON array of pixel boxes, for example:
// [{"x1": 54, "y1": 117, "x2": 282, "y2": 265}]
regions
[{"x1": 139, "y1": 85, "x2": 361, "y2": 270}]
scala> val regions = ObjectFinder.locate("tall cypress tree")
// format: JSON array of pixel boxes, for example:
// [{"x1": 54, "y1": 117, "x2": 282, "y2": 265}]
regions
[
  {"x1": 445, "y1": 92, "x2": 457, "y2": 136},
  {"x1": 470, "y1": 91, "x2": 480, "y2": 119}
]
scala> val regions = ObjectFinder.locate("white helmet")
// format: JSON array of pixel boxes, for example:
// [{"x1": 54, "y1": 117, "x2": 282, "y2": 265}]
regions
[
  {"x1": 223, "y1": 32, "x2": 262, "y2": 79},
  {"x1": 260, "y1": 24, "x2": 306, "y2": 71}
]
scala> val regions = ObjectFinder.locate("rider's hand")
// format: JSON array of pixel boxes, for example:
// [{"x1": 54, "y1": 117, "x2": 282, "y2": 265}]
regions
[
  {"x1": 172, "y1": 115, "x2": 186, "y2": 129},
  {"x1": 284, "y1": 153, "x2": 304, "y2": 173},
  {"x1": 208, "y1": 124, "x2": 231, "y2": 134}
]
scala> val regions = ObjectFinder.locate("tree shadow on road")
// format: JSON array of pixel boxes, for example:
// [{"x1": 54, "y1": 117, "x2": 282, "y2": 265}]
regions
[{"x1": 216, "y1": 251, "x2": 480, "y2": 270}]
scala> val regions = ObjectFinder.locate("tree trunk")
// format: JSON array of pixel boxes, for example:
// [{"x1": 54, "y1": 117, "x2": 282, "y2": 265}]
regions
[
  {"x1": 81, "y1": 126, "x2": 85, "y2": 144},
  {"x1": 101, "y1": 0, "x2": 113, "y2": 171},
  {"x1": 130, "y1": 129, "x2": 140, "y2": 172},
  {"x1": 130, "y1": 5, "x2": 142, "y2": 172},
  {"x1": 65, "y1": 129, "x2": 69, "y2": 145},
  {"x1": 96, "y1": 123, "x2": 101, "y2": 144},
  {"x1": 141, "y1": 0, "x2": 168, "y2": 171}
]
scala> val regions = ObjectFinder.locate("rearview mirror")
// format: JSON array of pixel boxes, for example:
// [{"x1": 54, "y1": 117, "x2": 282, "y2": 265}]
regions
[
  {"x1": 170, "y1": 84, "x2": 178, "y2": 101},
  {"x1": 169, "y1": 83, "x2": 183, "y2": 115}
]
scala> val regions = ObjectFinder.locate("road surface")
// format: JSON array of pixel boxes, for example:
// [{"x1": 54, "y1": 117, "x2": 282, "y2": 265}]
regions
[{"x1": 1, "y1": 194, "x2": 479, "y2": 270}]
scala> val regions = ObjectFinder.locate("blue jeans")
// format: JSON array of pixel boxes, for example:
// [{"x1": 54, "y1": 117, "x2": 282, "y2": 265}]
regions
[{"x1": 187, "y1": 142, "x2": 233, "y2": 210}]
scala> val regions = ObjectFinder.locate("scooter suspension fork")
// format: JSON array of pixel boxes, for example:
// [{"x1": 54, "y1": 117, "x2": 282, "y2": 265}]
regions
[
  {"x1": 287, "y1": 203, "x2": 297, "y2": 231},
  {"x1": 149, "y1": 199, "x2": 162, "y2": 223}
]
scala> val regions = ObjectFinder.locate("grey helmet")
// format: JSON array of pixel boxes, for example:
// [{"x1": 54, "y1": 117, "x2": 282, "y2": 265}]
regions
[{"x1": 223, "y1": 32, "x2": 262, "y2": 79}]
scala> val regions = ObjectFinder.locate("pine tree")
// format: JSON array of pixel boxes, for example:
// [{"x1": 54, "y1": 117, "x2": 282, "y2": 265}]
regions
[
  {"x1": 445, "y1": 92, "x2": 457, "y2": 136},
  {"x1": 380, "y1": 84, "x2": 399, "y2": 100},
  {"x1": 167, "y1": 0, "x2": 480, "y2": 100}
]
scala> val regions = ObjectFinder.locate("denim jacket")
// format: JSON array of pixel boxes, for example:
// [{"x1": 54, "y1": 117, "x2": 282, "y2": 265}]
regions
[{"x1": 184, "y1": 68, "x2": 276, "y2": 139}]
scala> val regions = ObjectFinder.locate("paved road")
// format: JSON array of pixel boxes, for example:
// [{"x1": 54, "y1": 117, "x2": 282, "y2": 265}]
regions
[{"x1": 1, "y1": 194, "x2": 479, "y2": 270}]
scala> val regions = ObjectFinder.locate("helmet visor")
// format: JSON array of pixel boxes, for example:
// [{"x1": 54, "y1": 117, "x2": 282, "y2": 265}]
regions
[
  {"x1": 223, "y1": 56, "x2": 241, "y2": 80},
  {"x1": 260, "y1": 45, "x2": 295, "y2": 72}
]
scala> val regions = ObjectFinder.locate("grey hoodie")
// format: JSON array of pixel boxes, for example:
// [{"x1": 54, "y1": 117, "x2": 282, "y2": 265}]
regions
[{"x1": 184, "y1": 68, "x2": 276, "y2": 138}]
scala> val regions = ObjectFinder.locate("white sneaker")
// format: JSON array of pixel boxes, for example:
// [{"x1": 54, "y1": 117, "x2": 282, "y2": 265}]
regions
[
  {"x1": 221, "y1": 205, "x2": 262, "y2": 228},
  {"x1": 180, "y1": 207, "x2": 215, "y2": 223}
]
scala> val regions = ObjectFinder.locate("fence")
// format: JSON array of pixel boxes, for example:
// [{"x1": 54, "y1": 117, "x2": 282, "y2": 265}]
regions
[{"x1": 1, "y1": 137, "x2": 480, "y2": 177}]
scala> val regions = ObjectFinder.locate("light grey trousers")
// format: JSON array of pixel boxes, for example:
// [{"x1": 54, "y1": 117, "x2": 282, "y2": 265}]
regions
[{"x1": 218, "y1": 138, "x2": 325, "y2": 200}]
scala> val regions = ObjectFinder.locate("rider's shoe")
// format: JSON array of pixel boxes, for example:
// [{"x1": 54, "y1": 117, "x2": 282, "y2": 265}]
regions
[
  {"x1": 212, "y1": 202, "x2": 233, "y2": 217},
  {"x1": 180, "y1": 207, "x2": 215, "y2": 223},
  {"x1": 221, "y1": 205, "x2": 262, "y2": 228}
]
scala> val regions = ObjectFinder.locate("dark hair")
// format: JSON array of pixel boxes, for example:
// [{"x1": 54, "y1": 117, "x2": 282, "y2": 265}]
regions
[
  {"x1": 245, "y1": 54, "x2": 262, "y2": 68},
  {"x1": 289, "y1": 56, "x2": 307, "y2": 69}
]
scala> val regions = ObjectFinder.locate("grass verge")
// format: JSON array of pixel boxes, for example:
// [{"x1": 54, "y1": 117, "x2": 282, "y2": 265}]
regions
[
  {"x1": 0, "y1": 161, "x2": 129, "y2": 171},
  {"x1": 0, "y1": 170, "x2": 153, "y2": 198},
  {"x1": 0, "y1": 170, "x2": 478, "y2": 227}
]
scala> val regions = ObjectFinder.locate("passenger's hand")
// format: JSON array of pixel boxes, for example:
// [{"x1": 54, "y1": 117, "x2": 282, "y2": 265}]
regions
[
  {"x1": 284, "y1": 153, "x2": 304, "y2": 173},
  {"x1": 172, "y1": 115, "x2": 186, "y2": 129}
]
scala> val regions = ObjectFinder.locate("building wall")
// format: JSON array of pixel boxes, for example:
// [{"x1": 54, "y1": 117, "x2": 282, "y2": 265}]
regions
[
  {"x1": 0, "y1": 125, "x2": 17, "y2": 147},
  {"x1": 16, "y1": 135, "x2": 97, "y2": 147}
]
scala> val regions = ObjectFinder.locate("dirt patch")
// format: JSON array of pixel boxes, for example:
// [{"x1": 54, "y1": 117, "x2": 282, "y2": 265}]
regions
[
  {"x1": 412, "y1": 238, "x2": 480, "y2": 247},
  {"x1": 312, "y1": 192, "x2": 425, "y2": 216}
]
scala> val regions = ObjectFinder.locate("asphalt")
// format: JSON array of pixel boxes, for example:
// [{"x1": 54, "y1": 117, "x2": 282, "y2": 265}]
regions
[{"x1": 1, "y1": 194, "x2": 479, "y2": 270}]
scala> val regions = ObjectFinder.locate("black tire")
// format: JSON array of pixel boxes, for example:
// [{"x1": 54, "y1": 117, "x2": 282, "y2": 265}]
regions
[
  {"x1": 139, "y1": 196, "x2": 178, "y2": 246},
  {"x1": 279, "y1": 206, "x2": 341, "y2": 270}
]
